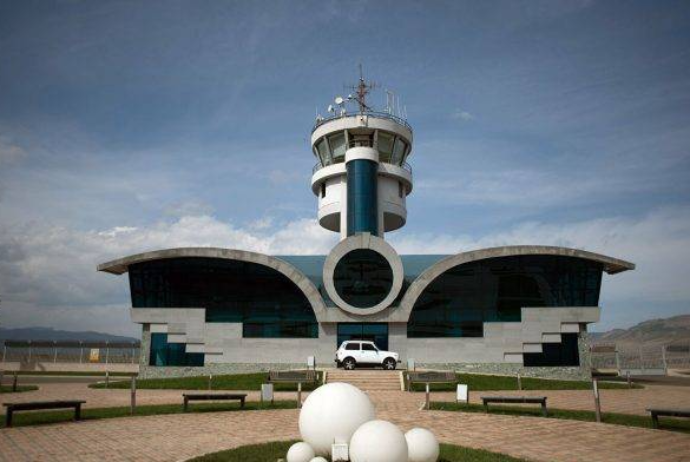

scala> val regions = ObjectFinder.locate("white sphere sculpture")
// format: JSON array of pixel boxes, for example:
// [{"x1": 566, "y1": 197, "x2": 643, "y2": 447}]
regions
[
  {"x1": 405, "y1": 428, "x2": 440, "y2": 462},
  {"x1": 299, "y1": 383, "x2": 375, "y2": 456},
  {"x1": 349, "y1": 420, "x2": 408, "y2": 462},
  {"x1": 309, "y1": 458, "x2": 329, "y2": 462},
  {"x1": 286, "y1": 442, "x2": 315, "y2": 462}
]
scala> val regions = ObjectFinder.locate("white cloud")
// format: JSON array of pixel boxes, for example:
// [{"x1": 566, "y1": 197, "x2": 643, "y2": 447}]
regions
[
  {"x1": 1, "y1": 206, "x2": 689, "y2": 335},
  {"x1": 451, "y1": 109, "x2": 475, "y2": 121},
  {"x1": 0, "y1": 135, "x2": 26, "y2": 166}
]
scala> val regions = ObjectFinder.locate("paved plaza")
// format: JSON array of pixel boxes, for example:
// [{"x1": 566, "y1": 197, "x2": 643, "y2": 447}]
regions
[{"x1": 1, "y1": 380, "x2": 689, "y2": 461}]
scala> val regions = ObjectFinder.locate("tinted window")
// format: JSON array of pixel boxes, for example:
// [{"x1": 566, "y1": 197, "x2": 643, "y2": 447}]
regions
[
  {"x1": 362, "y1": 343, "x2": 378, "y2": 351},
  {"x1": 333, "y1": 249, "x2": 393, "y2": 308},
  {"x1": 523, "y1": 333, "x2": 580, "y2": 367},
  {"x1": 407, "y1": 256, "x2": 603, "y2": 338},
  {"x1": 346, "y1": 159, "x2": 378, "y2": 236},
  {"x1": 149, "y1": 333, "x2": 204, "y2": 366},
  {"x1": 129, "y1": 258, "x2": 318, "y2": 338},
  {"x1": 337, "y1": 323, "x2": 389, "y2": 350},
  {"x1": 345, "y1": 343, "x2": 360, "y2": 351}
]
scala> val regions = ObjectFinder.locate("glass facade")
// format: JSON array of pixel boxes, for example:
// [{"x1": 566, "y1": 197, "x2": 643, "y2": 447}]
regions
[
  {"x1": 149, "y1": 333, "x2": 204, "y2": 366},
  {"x1": 407, "y1": 255, "x2": 603, "y2": 338},
  {"x1": 523, "y1": 333, "x2": 580, "y2": 367},
  {"x1": 129, "y1": 258, "x2": 318, "y2": 338},
  {"x1": 334, "y1": 249, "x2": 394, "y2": 308},
  {"x1": 347, "y1": 159, "x2": 379, "y2": 236},
  {"x1": 337, "y1": 323, "x2": 389, "y2": 350}
]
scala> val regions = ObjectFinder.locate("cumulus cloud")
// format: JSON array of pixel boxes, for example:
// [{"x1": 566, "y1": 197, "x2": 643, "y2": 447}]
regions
[
  {"x1": 1, "y1": 206, "x2": 689, "y2": 335},
  {"x1": 451, "y1": 109, "x2": 475, "y2": 121}
]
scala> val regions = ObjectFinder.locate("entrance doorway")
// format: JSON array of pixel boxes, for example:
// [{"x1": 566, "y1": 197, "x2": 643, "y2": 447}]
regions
[{"x1": 337, "y1": 323, "x2": 389, "y2": 350}]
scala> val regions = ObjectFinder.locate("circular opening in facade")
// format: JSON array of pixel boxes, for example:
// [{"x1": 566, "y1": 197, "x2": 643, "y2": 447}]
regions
[{"x1": 333, "y1": 248, "x2": 393, "y2": 308}]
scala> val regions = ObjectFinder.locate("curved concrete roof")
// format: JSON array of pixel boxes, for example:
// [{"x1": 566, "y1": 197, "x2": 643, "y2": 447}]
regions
[
  {"x1": 98, "y1": 247, "x2": 328, "y2": 320},
  {"x1": 397, "y1": 245, "x2": 635, "y2": 321}
]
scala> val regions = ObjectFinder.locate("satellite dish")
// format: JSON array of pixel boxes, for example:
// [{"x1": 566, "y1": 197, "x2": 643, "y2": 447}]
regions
[
  {"x1": 327, "y1": 105, "x2": 334, "y2": 113},
  {"x1": 335, "y1": 96, "x2": 344, "y2": 105}
]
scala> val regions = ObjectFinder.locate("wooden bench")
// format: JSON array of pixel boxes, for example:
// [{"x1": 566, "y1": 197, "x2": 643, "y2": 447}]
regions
[
  {"x1": 481, "y1": 396, "x2": 548, "y2": 417},
  {"x1": 3, "y1": 400, "x2": 86, "y2": 428},
  {"x1": 647, "y1": 407, "x2": 690, "y2": 429},
  {"x1": 267, "y1": 370, "x2": 317, "y2": 407},
  {"x1": 182, "y1": 393, "x2": 247, "y2": 412},
  {"x1": 407, "y1": 371, "x2": 457, "y2": 391}
]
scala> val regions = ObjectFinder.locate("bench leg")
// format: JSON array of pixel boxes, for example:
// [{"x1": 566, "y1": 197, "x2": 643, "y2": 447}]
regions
[
  {"x1": 651, "y1": 413, "x2": 659, "y2": 429},
  {"x1": 541, "y1": 402, "x2": 547, "y2": 417},
  {"x1": 75, "y1": 404, "x2": 82, "y2": 422},
  {"x1": 183, "y1": 398, "x2": 188, "y2": 412},
  {"x1": 6, "y1": 409, "x2": 12, "y2": 428},
  {"x1": 240, "y1": 398, "x2": 245, "y2": 409},
  {"x1": 483, "y1": 402, "x2": 489, "y2": 413}
]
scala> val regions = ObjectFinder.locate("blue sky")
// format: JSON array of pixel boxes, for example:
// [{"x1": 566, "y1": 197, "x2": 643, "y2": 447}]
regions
[{"x1": 0, "y1": 0, "x2": 689, "y2": 336}]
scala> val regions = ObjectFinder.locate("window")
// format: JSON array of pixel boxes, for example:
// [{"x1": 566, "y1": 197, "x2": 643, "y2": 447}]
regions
[
  {"x1": 149, "y1": 333, "x2": 204, "y2": 367},
  {"x1": 377, "y1": 132, "x2": 394, "y2": 163},
  {"x1": 129, "y1": 258, "x2": 319, "y2": 338},
  {"x1": 362, "y1": 343, "x2": 378, "y2": 352},
  {"x1": 329, "y1": 132, "x2": 346, "y2": 161},
  {"x1": 523, "y1": 333, "x2": 580, "y2": 367},
  {"x1": 407, "y1": 256, "x2": 603, "y2": 338},
  {"x1": 391, "y1": 138, "x2": 407, "y2": 165},
  {"x1": 337, "y1": 323, "x2": 389, "y2": 350},
  {"x1": 345, "y1": 343, "x2": 360, "y2": 351},
  {"x1": 333, "y1": 250, "x2": 393, "y2": 308},
  {"x1": 321, "y1": 183, "x2": 326, "y2": 199},
  {"x1": 317, "y1": 138, "x2": 330, "y2": 165},
  {"x1": 346, "y1": 160, "x2": 378, "y2": 236}
]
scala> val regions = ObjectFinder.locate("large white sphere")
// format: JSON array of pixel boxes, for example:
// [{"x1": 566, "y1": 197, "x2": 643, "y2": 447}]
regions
[
  {"x1": 309, "y1": 458, "x2": 329, "y2": 462},
  {"x1": 299, "y1": 383, "x2": 375, "y2": 456},
  {"x1": 349, "y1": 420, "x2": 408, "y2": 462},
  {"x1": 405, "y1": 428, "x2": 440, "y2": 462},
  {"x1": 286, "y1": 442, "x2": 315, "y2": 462}
]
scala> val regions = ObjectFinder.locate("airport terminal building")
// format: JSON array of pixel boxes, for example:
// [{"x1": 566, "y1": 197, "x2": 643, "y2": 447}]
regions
[{"x1": 99, "y1": 78, "x2": 634, "y2": 378}]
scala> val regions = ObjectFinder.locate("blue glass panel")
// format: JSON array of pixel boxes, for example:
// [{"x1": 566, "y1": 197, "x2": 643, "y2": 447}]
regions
[
  {"x1": 347, "y1": 159, "x2": 378, "y2": 236},
  {"x1": 149, "y1": 333, "x2": 204, "y2": 366},
  {"x1": 129, "y1": 258, "x2": 318, "y2": 338},
  {"x1": 337, "y1": 323, "x2": 389, "y2": 350},
  {"x1": 407, "y1": 256, "x2": 603, "y2": 338},
  {"x1": 333, "y1": 249, "x2": 393, "y2": 308},
  {"x1": 523, "y1": 333, "x2": 580, "y2": 367}
]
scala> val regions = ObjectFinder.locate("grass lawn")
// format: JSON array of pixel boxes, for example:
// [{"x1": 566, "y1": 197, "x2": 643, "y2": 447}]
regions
[
  {"x1": 431, "y1": 401, "x2": 690, "y2": 434},
  {"x1": 408, "y1": 373, "x2": 641, "y2": 392},
  {"x1": 188, "y1": 440, "x2": 529, "y2": 462},
  {"x1": 90, "y1": 372, "x2": 323, "y2": 391},
  {"x1": 0, "y1": 400, "x2": 298, "y2": 429},
  {"x1": 0, "y1": 385, "x2": 39, "y2": 393}
]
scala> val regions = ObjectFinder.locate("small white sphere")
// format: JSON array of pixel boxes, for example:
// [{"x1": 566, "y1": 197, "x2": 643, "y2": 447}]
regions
[
  {"x1": 309, "y1": 458, "x2": 329, "y2": 462},
  {"x1": 349, "y1": 420, "x2": 408, "y2": 462},
  {"x1": 286, "y1": 442, "x2": 315, "y2": 462},
  {"x1": 405, "y1": 428, "x2": 440, "y2": 462},
  {"x1": 299, "y1": 383, "x2": 375, "y2": 456}
]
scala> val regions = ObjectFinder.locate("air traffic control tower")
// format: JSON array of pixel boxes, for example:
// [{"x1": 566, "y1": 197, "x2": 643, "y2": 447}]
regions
[
  {"x1": 311, "y1": 74, "x2": 415, "y2": 316},
  {"x1": 310, "y1": 74, "x2": 413, "y2": 240}
]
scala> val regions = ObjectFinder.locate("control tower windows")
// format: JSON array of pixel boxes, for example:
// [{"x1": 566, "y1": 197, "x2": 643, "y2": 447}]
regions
[
  {"x1": 329, "y1": 133, "x2": 346, "y2": 162},
  {"x1": 378, "y1": 132, "x2": 394, "y2": 163},
  {"x1": 317, "y1": 138, "x2": 331, "y2": 166},
  {"x1": 392, "y1": 138, "x2": 407, "y2": 165}
]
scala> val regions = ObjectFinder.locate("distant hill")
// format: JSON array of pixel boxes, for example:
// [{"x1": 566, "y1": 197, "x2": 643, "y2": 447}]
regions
[
  {"x1": 0, "y1": 327, "x2": 137, "y2": 344},
  {"x1": 591, "y1": 315, "x2": 690, "y2": 347}
]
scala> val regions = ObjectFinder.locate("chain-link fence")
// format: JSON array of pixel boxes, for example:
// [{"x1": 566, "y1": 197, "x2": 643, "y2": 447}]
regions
[
  {"x1": 591, "y1": 342, "x2": 690, "y2": 373},
  {"x1": 1, "y1": 340, "x2": 141, "y2": 365}
]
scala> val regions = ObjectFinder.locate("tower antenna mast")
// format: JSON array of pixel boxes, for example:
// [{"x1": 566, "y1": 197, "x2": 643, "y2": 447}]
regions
[{"x1": 346, "y1": 64, "x2": 378, "y2": 114}]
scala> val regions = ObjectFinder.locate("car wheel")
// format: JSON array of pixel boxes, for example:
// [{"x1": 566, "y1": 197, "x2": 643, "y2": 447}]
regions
[
  {"x1": 383, "y1": 358, "x2": 396, "y2": 370},
  {"x1": 343, "y1": 357, "x2": 356, "y2": 370}
]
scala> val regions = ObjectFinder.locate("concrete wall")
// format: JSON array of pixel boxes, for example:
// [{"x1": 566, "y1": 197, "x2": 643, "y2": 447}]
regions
[{"x1": 134, "y1": 306, "x2": 599, "y2": 380}]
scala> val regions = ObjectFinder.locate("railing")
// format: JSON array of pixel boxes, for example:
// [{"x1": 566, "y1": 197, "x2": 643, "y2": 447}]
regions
[
  {"x1": 313, "y1": 110, "x2": 413, "y2": 132},
  {"x1": 1, "y1": 340, "x2": 141, "y2": 365},
  {"x1": 313, "y1": 160, "x2": 413, "y2": 175}
]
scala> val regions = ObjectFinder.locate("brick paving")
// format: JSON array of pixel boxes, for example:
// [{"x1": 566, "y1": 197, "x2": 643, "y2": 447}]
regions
[{"x1": 1, "y1": 382, "x2": 689, "y2": 461}]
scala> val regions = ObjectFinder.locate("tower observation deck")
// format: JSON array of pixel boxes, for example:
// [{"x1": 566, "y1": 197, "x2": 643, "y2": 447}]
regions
[{"x1": 310, "y1": 72, "x2": 413, "y2": 240}]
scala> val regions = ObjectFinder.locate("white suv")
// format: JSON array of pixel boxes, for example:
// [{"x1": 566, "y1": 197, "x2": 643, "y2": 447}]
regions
[{"x1": 335, "y1": 340, "x2": 401, "y2": 370}]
